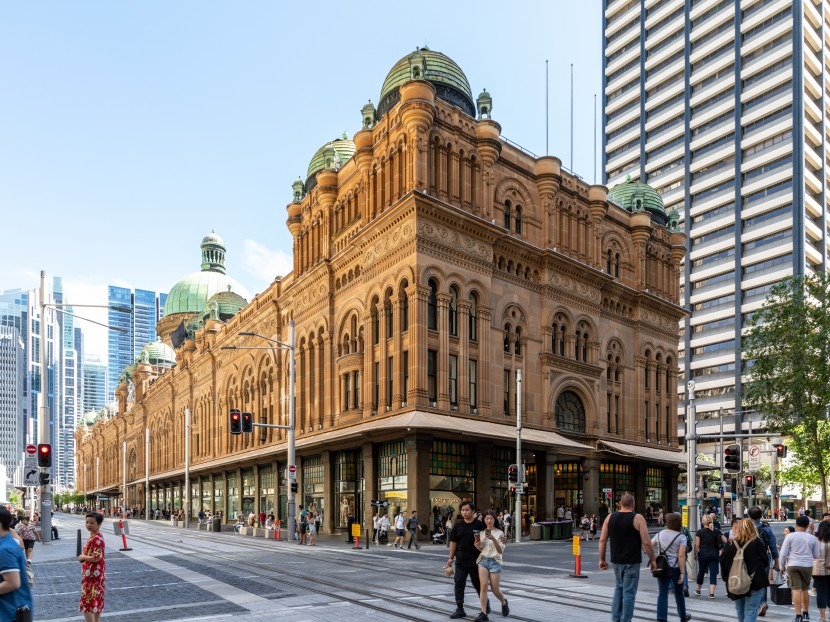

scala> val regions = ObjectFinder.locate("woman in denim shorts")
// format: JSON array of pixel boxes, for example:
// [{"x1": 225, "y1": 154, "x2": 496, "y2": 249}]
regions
[{"x1": 474, "y1": 510, "x2": 509, "y2": 621}]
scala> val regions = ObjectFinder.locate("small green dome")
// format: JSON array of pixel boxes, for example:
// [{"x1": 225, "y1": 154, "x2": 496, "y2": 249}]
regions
[
  {"x1": 378, "y1": 47, "x2": 475, "y2": 119},
  {"x1": 140, "y1": 340, "x2": 176, "y2": 368},
  {"x1": 608, "y1": 176, "x2": 667, "y2": 226},
  {"x1": 164, "y1": 232, "x2": 250, "y2": 316},
  {"x1": 205, "y1": 288, "x2": 248, "y2": 320},
  {"x1": 305, "y1": 135, "x2": 355, "y2": 190}
]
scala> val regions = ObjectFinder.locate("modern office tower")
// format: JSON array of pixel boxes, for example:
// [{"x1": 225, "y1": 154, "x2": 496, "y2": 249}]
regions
[
  {"x1": 53, "y1": 277, "x2": 77, "y2": 490},
  {"x1": 82, "y1": 356, "x2": 107, "y2": 414},
  {"x1": 74, "y1": 327, "x2": 85, "y2": 419},
  {"x1": 107, "y1": 287, "x2": 167, "y2": 401},
  {"x1": 0, "y1": 327, "x2": 24, "y2": 482},
  {"x1": 602, "y1": 0, "x2": 817, "y2": 431},
  {"x1": 0, "y1": 286, "x2": 61, "y2": 482}
]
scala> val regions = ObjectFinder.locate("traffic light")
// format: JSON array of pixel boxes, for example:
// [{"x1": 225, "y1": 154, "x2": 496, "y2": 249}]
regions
[
  {"x1": 775, "y1": 444, "x2": 788, "y2": 459},
  {"x1": 724, "y1": 444, "x2": 741, "y2": 474},
  {"x1": 37, "y1": 443, "x2": 52, "y2": 468},
  {"x1": 508, "y1": 464, "x2": 518, "y2": 484},
  {"x1": 290, "y1": 481, "x2": 298, "y2": 493},
  {"x1": 744, "y1": 474, "x2": 755, "y2": 489},
  {"x1": 509, "y1": 485, "x2": 516, "y2": 495},
  {"x1": 39, "y1": 472, "x2": 50, "y2": 485},
  {"x1": 242, "y1": 412, "x2": 253, "y2": 433},
  {"x1": 229, "y1": 409, "x2": 241, "y2": 435}
]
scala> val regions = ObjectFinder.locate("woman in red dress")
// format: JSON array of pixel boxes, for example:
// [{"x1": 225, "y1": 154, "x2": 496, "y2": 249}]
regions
[{"x1": 78, "y1": 512, "x2": 105, "y2": 622}]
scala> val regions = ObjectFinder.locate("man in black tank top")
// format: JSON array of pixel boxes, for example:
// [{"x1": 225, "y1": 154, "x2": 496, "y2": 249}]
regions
[{"x1": 598, "y1": 494, "x2": 656, "y2": 622}]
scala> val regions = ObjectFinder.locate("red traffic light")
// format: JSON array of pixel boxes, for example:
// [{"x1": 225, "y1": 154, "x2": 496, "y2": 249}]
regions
[
  {"x1": 775, "y1": 444, "x2": 787, "y2": 459},
  {"x1": 37, "y1": 443, "x2": 52, "y2": 468},
  {"x1": 229, "y1": 409, "x2": 242, "y2": 435},
  {"x1": 242, "y1": 412, "x2": 253, "y2": 433}
]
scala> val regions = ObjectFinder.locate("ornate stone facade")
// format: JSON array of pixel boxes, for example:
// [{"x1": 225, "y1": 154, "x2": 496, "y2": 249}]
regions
[{"x1": 76, "y1": 50, "x2": 686, "y2": 531}]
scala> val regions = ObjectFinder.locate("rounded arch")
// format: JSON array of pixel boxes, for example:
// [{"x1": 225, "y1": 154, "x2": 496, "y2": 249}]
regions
[
  {"x1": 555, "y1": 390, "x2": 586, "y2": 434},
  {"x1": 494, "y1": 177, "x2": 534, "y2": 218},
  {"x1": 548, "y1": 378, "x2": 597, "y2": 433}
]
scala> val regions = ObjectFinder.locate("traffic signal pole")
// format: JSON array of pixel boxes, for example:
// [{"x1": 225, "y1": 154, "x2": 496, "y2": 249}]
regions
[
  {"x1": 515, "y1": 369, "x2": 522, "y2": 544},
  {"x1": 686, "y1": 380, "x2": 699, "y2": 535},
  {"x1": 38, "y1": 272, "x2": 53, "y2": 543}
]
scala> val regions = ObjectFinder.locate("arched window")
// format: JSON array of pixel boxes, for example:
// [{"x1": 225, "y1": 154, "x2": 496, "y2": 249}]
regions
[
  {"x1": 555, "y1": 390, "x2": 586, "y2": 433},
  {"x1": 469, "y1": 292, "x2": 478, "y2": 341},
  {"x1": 514, "y1": 326, "x2": 522, "y2": 355},
  {"x1": 371, "y1": 296, "x2": 380, "y2": 345},
  {"x1": 665, "y1": 357, "x2": 672, "y2": 393},
  {"x1": 515, "y1": 205, "x2": 522, "y2": 234},
  {"x1": 606, "y1": 354, "x2": 613, "y2": 380},
  {"x1": 615, "y1": 356, "x2": 621, "y2": 382},
  {"x1": 644, "y1": 350, "x2": 651, "y2": 388},
  {"x1": 607, "y1": 249, "x2": 613, "y2": 274},
  {"x1": 552, "y1": 317, "x2": 567, "y2": 356},
  {"x1": 504, "y1": 201, "x2": 511, "y2": 229},
  {"x1": 504, "y1": 323, "x2": 511, "y2": 353},
  {"x1": 655, "y1": 353, "x2": 662, "y2": 391},
  {"x1": 449, "y1": 286, "x2": 459, "y2": 336},
  {"x1": 385, "y1": 289, "x2": 393, "y2": 339},
  {"x1": 614, "y1": 253, "x2": 620, "y2": 277},
  {"x1": 402, "y1": 293, "x2": 409, "y2": 331},
  {"x1": 427, "y1": 279, "x2": 438, "y2": 330}
]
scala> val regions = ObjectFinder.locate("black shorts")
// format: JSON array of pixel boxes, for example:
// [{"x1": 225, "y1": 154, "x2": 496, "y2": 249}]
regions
[{"x1": 23, "y1": 540, "x2": 34, "y2": 550}]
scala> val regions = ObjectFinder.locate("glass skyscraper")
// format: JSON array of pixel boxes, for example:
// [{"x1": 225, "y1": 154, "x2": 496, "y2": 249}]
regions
[
  {"x1": 107, "y1": 286, "x2": 167, "y2": 401},
  {"x1": 602, "y1": 0, "x2": 823, "y2": 433}
]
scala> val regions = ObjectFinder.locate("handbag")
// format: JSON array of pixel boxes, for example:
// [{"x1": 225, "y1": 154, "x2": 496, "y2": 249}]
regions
[
  {"x1": 652, "y1": 532, "x2": 681, "y2": 578},
  {"x1": 770, "y1": 575, "x2": 792, "y2": 606},
  {"x1": 15, "y1": 606, "x2": 31, "y2": 622}
]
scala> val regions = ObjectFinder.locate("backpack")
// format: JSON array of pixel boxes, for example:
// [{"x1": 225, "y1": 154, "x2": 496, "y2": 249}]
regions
[
  {"x1": 652, "y1": 532, "x2": 681, "y2": 578},
  {"x1": 727, "y1": 540, "x2": 754, "y2": 596},
  {"x1": 757, "y1": 521, "x2": 772, "y2": 552}
]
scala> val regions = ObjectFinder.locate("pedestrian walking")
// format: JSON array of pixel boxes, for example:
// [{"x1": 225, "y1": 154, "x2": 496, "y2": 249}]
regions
[
  {"x1": 580, "y1": 515, "x2": 591, "y2": 541},
  {"x1": 590, "y1": 514, "x2": 598, "y2": 541},
  {"x1": 812, "y1": 521, "x2": 830, "y2": 622},
  {"x1": 719, "y1": 518, "x2": 770, "y2": 622},
  {"x1": 446, "y1": 501, "x2": 496, "y2": 619},
  {"x1": 393, "y1": 512, "x2": 406, "y2": 549},
  {"x1": 598, "y1": 494, "x2": 656, "y2": 622},
  {"x1": 651, "y1": 512, "x2": 691, "y2": 622},
  {"x1": 15, "y1": 516, "x2": 40, "y2": 563},
  {"x1": 780, "y1": 515, "x2": 820, "y2": 622},
  {"x1": 0, "y1": 507, "x2": 33, "y2": 621},
  {"x1": 406, "y1": 511, "x2": 421, "y2": 550},
  {"x1": 748, "y1": 505, "x2": 779, "y2": 617},
  {"x1": 694, "y1": 513, "x2": 726, "y2": 598},
  {"x1": 378, "y1": 513, "x2": 390, "y2": 545},
  {"x1": 78, "y1": 512, "x2": 105, "y2": 622},
  {"x1": 372, "y1": 512, "x2": 380, "y2": 544},
  {"x1": 307, "y1": 513, "x2": 317, "y2": 546},
  {"x1": 473, "y1": 510, "x2": 509, "y2": 622}
]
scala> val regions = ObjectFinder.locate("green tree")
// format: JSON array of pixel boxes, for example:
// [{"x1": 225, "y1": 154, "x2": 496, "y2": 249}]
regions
[
  {"x1": 742, "y1": 273, "x2": 830, "y2": 504},
  {"x1": 778, "y1": 442, "x2": 824, "y2": 502}
]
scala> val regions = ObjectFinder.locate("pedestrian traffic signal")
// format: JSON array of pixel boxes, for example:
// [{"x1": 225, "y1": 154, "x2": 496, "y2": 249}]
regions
[
  {"x1": 290, "y1": 481, "x2": 298, "y2": 493},
  {"x1": 724, "y1": 444, "x2": 741, "y2": 474},
  {"x1": 509, "y1": 485, "x2": 516, "y2": 495},
  {"x1": 229, "y1": 409, "x2": 241, "y2": 435},
  {"x1": 744, "y1": 474, "x2": 755, "y2": 489},
  {"x1": 508, "y1": 464, "x2": 518, "y2": 484},
  {"x1": 37, "y1": 443, "x2": 52, "y2": 468},
  {"x1": 242, "y1": 412, "x2": 253, "y2": 433},
  {"x1": 775, "y1": 444, "x2": 787, "y2": 459}
]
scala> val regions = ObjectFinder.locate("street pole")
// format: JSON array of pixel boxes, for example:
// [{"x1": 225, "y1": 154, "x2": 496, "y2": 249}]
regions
[
  {"x1": 719, "y1": 408, "x2": 725, "y2": 521},
  {"x1": 185, "y1": 407, "x2": 190, "y2": 529},
  {"x1": 686, "y1": 380, "x2": 698, "y2": 534},
  {"x1": 38, "y1": 271, "x2": 53, "y2": 543},
  {"x1": 122, "y1": 440, "x2": 126, "y2": 517},
  {"x1": 145, "y1": 427, "x2": 150, "y2": 521},
  {"x1": 287, "y1": 320, "x2": 296, "y2": 541},
  {"x1": 515, "y1": 369, "x2": 523, "y2": 543}
]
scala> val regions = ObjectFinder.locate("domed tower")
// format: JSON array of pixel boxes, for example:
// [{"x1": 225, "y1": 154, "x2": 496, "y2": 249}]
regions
[
  {"x1": 607, "y1": 175, "x2": 668, "y2": 227},
  {"x1": 156, "y1": 231, "x2": 250, "y2": 347},
  {"x1": 304, "y1": 134, "x2": 356, "y2": 193}
]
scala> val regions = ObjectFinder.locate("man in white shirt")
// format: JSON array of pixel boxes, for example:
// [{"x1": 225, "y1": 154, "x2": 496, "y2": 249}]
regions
[
  {"x1": 780, "y1": 515, "x2": 820, "y2": 622},
  {"x1": 393, "y1": 512, "x2": 406, "y2": 549},
  {"x1": 502, "y1": 511, "x2": 512, "y2": 539}
]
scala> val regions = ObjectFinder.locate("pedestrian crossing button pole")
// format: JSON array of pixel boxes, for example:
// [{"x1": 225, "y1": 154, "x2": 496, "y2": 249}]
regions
[{"x1": 569, "y1": 535, "x2": 587, "y2": 578}]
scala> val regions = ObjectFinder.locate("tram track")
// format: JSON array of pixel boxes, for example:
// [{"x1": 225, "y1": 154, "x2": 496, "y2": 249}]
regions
[{"x1": 118, "y1": 523, "x2": 667, "y2": 621}]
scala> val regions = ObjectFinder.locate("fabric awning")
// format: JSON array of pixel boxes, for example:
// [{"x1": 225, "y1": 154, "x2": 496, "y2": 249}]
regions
[{"x1": 597, "y1": 439, "x2": 686, "y2": 465}]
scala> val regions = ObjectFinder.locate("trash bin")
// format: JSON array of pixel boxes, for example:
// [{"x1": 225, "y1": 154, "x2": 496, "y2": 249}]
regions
[
  {"x1": 530, "y1": 524, "x2": 542, "y2": 541},
  {"x1": 212, "y1": 516, "x2": 222, "y2": 533},
  {"x1": 541, "y1": 524, "x2": 551, "y2": 540}
]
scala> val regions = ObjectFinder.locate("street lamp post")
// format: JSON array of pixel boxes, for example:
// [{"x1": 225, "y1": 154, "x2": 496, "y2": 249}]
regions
[
  {"x1": 222, "y1": 320, "x2": 295, "y2": 539},
  {"x1": 686, "y1": 380, "x2": 699, "y2": 534}
]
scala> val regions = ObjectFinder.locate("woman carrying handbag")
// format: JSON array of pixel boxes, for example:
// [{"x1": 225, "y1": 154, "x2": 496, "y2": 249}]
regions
[
  {"x1": 651, "y1": 512, "x2": 691, "y2": 622},
  {"x1": 813, "y1": 521, "x2": 830, "y2": 622}
]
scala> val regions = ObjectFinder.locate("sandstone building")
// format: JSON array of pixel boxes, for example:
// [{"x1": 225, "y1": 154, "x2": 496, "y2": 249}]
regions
[{"x1": 76, "y1": 48, "x2": 686, "y2": 532}]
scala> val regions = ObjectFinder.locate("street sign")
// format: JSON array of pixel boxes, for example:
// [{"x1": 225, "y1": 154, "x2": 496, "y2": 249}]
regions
[
  {"x1": 24, "y1": 454, "x2": 37, "y2": 470},
  {"x1": 25, "y1": 444, "x2": 36, "y2": 456},
  {"x1": 748, "y1": 444, "x2": 761, "y2": 471},
  {"x1": 681, "y1": 506, "x2": 688, "y2": 528},
  {"x1": 572, "y1": 535, "x2": 581, "y2": 556},
  {"x1": 23, "y1": 467, "x2": 38, "y2": 487},
  {"x1": 288, "y1": 465, "x2": 297, "y2": 480}
]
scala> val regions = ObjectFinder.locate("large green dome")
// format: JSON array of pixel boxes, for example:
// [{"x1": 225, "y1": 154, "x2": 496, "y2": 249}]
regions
[
  {"x1": 164, "y1": 232, "x2": 250, "y2": 316},
  {"x1": 378, "y1": 47, "x2": 474, "y2": 119},
  {"x1": 305, "y1": 135, "x2": 356, "y2": 190},
  {"x1": 140, "y1": 340, "x2": 176, "y2": 368},
  {"x1": 607, "y1": 176, "x2": 667, "y2": 226}
]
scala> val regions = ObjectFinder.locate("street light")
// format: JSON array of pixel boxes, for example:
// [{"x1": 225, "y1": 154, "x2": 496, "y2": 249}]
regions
[{"x1": 220, "y1": 320, "x2": 295, "y2": 539}]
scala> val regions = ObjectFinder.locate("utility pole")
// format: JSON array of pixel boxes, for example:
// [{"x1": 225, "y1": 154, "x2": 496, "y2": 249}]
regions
[
  {"x1": 184, "y1": 407, "x2": 190, "y2": 528},
  {"x1": 685, "y1": 380, "x2": 699, "y2": 534},
  {"x1": 719, "y1": 408, "x2": 725, "y2": 521},
  {"x1": 145, "y1": 427, "x2": 150, "y2": 521},
  {"x1": 38, "y1": 272, "x2": 53, "y2": 542},
  {"x1": 515, "y1": 369, "x2": 523, "y2": 544}
]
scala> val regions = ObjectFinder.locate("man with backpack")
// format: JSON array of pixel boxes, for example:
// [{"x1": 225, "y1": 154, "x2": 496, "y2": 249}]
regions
[{"x1": 749, "y1": 505, "x2": 779, "y2": 617}]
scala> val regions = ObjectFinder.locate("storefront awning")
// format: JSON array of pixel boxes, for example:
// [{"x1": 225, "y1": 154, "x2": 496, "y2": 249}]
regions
[
  {"x1": 597, "y1": 439, "x2": 686, "y2": 466},
  {"x1": 294, "y1": 410, "x2": 592, "y2": 452}
]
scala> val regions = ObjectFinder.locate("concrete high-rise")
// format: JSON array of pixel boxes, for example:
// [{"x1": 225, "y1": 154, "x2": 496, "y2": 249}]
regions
[
  {"x1": 107, "y1": 287, "x2": 167, "y2": 402},
  {"x1": 82, "y1": 356, "x2": 107, "y2": 414},
  {"x1": 0, "y1": 326, "x2": 24, "y2": 482},
  {"x1": 602, "y1": 0, "x2": 820, "y2": 431}
]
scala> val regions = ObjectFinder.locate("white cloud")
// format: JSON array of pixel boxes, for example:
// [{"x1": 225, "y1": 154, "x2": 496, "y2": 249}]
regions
[
  {"x1": 62, "y1": 279, "x2": 112, "y2": 362},
  {"x1": 242, "y1": 239, "x2": 293, "y2": 286}
]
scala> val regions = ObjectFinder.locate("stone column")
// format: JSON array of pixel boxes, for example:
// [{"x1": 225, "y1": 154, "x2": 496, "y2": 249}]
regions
[
  {"x1": 392, "y1": 298, "x2": 404, "y2": 407},
  {"x1": 409, "y1": 284, "x2": 429, "y2": 406},
  {"x1": 475, "y1": 442, "x2": 493, "y2": 509},
  {"x1": 479, "y1": 305, "x2": 493, "y2": 414},
  {"x1": 321, "y1": 450, "x2": 333, "y2": 534},
  {"x1": 406, "y1": 434, "x2": 432, "y2": 541},
  {"x1": 361, "y1": 312, "x2": 374, "y2": 417},
  {"x1": 458, "y1": 299, "x2": 471, "y2": 409},
  {"x1": 362, "y1": 442, "x2": 377, "y2": 537},
  {"x1": 634, "y1": 462, "x2": 647, "y2": 514},
  {"x1": 536, "y1": 450, "x2": 557, "y2": 521},
  {"x1": 437, "y1": 293, "x2": 450, "y2": 408},
  {"x1": 582, "y1": 457, "x2": 601, "y2": 516},
  {"x1": 377, "y1": 300, "x2": 388, "y2": 411}
]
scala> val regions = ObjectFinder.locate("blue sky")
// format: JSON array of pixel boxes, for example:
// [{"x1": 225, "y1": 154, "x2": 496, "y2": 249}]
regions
[{"x1": 0, "y1": 1, "x2": 602, "y2": 358}]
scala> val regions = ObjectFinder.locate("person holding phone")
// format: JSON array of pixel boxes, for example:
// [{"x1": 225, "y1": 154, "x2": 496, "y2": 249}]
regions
[{"x1": 474, "y1": 510, "x2": 509, "y2": 621}]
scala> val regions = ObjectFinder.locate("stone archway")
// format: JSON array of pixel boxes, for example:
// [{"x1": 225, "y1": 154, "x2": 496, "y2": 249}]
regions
[{"x1": 555, "y1": 390, "x2": 586, "y2": 434}]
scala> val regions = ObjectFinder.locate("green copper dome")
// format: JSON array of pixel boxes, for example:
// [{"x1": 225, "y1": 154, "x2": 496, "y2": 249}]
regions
[
  {"x1": 305, "y1": 134, "x2": 355, "y2": 190},
  {"x1": 608, "y1": 176, "x2": 668, "y2": 226},
  {"x1": 205, "y1": 288, "x2": 248, "y2": 320},
  {"x1": 378, "y1": 47, "x2": 475, "y2": 119},
  {"x1": 140, "y1": 340, "x2": 176, "y2": 368},
  {"x1": 164, "y1": 232, "x2": 251, "y2": 316}
]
